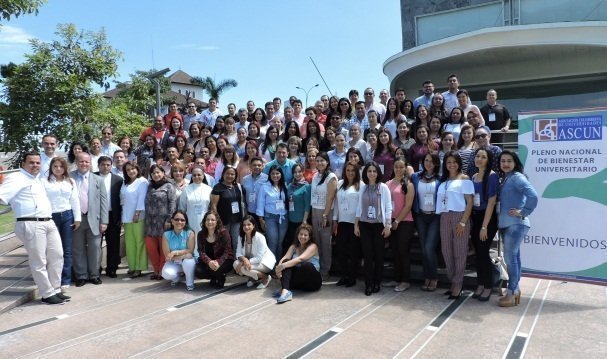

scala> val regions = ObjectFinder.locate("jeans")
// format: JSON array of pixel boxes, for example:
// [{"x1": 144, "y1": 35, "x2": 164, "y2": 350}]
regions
[
  {"x1": 52, "y1": 210, "x2": 74, "y2": 286},
  {"x1": 414, "y1": 213, "x2": 441, "y2": 280},
  {"x1": 500, "y1": 224, "x2": 530, "y2": 293},
  {"x1": 264, "y1": 213, "x2": 288, "y2": 259},
  {"x1": 226, "y1": 222, "x2": 240, "y2": 255}
]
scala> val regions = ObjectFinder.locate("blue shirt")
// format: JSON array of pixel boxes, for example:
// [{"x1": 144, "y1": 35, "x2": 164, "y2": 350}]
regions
[
  {"x1": 241, "y1": 172, "x2": 268, "y2": 213},
  {"x1": 263, "y1": 158, "x2": 296, "y2": 184},
  {"x1": 256, "y1": 182, "x2": 288, "y2": 217},
  {"x1": 413, "y1": 94, "x2": 433, "y2": 109},
  {"x1": 327, "y1": 149, "x2": 347, "y2": 180},
  {"x1": 498, "y1": 172, "x2": 538, "y2": 229},
  {"x1": 473, "y1": 172, "x2": 499, "y2": 210},
  {"x1": 287, "y1": 182, "x2": 311, "y2": 223}
]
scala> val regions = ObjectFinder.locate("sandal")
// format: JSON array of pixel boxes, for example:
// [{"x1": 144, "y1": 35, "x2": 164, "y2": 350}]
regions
[
  {"x1": 421, "y1": 279, "x2": 430, "y2": 291},
  {"x1": 426, "y1": 280, "x2": 438, "y2": 292}
]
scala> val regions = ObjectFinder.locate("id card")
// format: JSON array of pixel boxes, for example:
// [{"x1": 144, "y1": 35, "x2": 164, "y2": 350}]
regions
[
  {"x1": 194, "y1": 203, "x2": 204, "y2": 215},
  {"x1": 289, "y1": 200, "x2": 295, "y2": 212},
  {"x1": 367, "y1": 206, "x2": 376, "y2": 219},
  {"x1": 489, "y1": 112, "x2": 496, "y2": 122},
  {"x1": 474, "y1": 193, "x2": 481, "y2": 207},
  {"x1": 231, "y1": 201, "x2": 240, "y2": 214},
  {"x1": 248, "y1": 192, "x2": 256, "y2": 204},
  {"x1": 423, "y1": 193, "x2": 434, "y2": 207},
  {"x1": 275, "y1": 201, "x2": 285, "y2": 211}
]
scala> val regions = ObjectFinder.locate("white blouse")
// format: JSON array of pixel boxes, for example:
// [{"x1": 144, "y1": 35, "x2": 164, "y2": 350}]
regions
[
  {"x1": 436, "y1": 178, "x2": 474, "y2": 213},
  {"x1": 333, "y1": 180, "x2": 360, "y2": 224},
  {"x1": 43, "y1": 176, "x2": 82, "y2": 221},
  {"x1": 120, "y1": 177, "x2": 148, "y2": 223},
  {"x1": 311, "y1": 172, "x2": 337, "y2": 209}
]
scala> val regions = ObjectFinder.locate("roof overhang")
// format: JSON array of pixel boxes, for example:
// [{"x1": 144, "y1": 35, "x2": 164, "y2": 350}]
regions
[{"x1": 383, "y1": 22, "x2": 607, "y2": 98}]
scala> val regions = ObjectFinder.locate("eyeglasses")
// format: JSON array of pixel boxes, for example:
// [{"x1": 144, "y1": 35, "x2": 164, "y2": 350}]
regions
[
  {"x1": 154, "y1": 148, "x2": 164, "y2": 152},
  {"x1": 475, "y1": 133, "x2": 488, "y2": 139},
  {"x1": 172, "y1": 218, "x2": 186, "y2": 222},
  {"x1": 188, "y1": 105, "x2": 196, "y2": 108}
]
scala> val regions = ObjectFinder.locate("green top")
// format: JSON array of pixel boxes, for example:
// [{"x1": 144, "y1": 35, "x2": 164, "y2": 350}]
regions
[{"x1": 287, "y1": 182, "x2": 311, "y2": 223}]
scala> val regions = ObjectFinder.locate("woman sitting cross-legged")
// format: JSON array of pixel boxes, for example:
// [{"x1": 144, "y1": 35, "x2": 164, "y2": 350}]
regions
[
  {"x1": 233, "y1": 215, "x2": 276, "y2": 289},
  {"x1": 195, "y1": 210, "x2": 235, "y2": 289},
  {"x1": 161, "y1": 210, "x2": 196, "y2": 291},
  {"x1": 274, "y1": 224, "x2": 322, "y2": 304}
]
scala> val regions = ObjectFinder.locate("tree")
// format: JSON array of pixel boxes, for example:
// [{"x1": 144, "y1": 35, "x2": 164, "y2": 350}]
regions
[
  {"x1": 113, "y1": 69, "x2": 172, "y2": 116},
  {"x1": 0, "y1": 23, "x2": 122, "y2": 165},
  {"x1": 0, "y1": 0, "x2": 45, "y2": 22},
  {"x1": 190, "y1": 76, "x2": 237, "y2": 102}
]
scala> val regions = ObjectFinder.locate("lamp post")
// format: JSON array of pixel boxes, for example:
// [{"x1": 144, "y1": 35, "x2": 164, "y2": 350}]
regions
[
  {"x1": 147, "y1": 67, "x2": 171, "y2": 116},
  {"x1": 295, "y1": 84, "x2": 319, "y2": 108}
]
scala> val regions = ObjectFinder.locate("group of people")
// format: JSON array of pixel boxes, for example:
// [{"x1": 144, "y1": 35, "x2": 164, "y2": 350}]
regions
[{"x1": 0, "y1": 75, "x2": 537, "y2": 307}]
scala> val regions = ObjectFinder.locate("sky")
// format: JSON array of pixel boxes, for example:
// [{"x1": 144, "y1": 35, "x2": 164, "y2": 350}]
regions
[{"x1": 0, "y1": 0, "x2": 404, "y2": 111}]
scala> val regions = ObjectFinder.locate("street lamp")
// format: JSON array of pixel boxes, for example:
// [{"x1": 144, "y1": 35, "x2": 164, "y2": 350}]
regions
[
  {"x1": 147, "y1": 67, "x2": 171, "y2": 116},
  {"x1": 295, "y1": 84, "x2": 319, "y2": 108}
]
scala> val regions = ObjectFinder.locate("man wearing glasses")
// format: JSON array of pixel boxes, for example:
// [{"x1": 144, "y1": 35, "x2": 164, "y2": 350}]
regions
[
  {"x1": 183, "y1": 102, "x2": 202, "y2": 131},
  {"x1": 413, "y1": 80, "x2": 435, "y2": 109},
  {"x1": 466, "y1": 126, "x2": 502, "y2": 176},
  {"x1": 100, "y1": 126, "x2": 121, "y2": 157},
  {"x1": 363, "y1": 87, "x2": 386, "y2": 120}
]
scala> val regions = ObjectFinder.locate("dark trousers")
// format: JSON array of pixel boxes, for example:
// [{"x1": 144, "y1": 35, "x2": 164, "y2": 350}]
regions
[
  {"x1": 104, "y1": 212, "x2": 121, "y2": 272},
  {"x1": 195, "y1": 259, "x2": 235, "y2": 280},
  {"x1": 336, "y1": 222, "x2": 360, "y2": 281},
  {"x1": 51, "y1": 210, "x2": 73, "y2": 286},
  {"x1": 359, "y1": 221, "x2": 385, "y2": 286},
  {"x1": 280, "y1": 262, "x2": 322, "y2": 292},
  {"x1": 471, "y1": 210, "x2": 498, "y2": 288},
  {"x1": 390, "y1": 220, "x2": 414, "y2": 283},
  {"x1": 414, "y1": 213, "x2": 441, "y2": 280}
]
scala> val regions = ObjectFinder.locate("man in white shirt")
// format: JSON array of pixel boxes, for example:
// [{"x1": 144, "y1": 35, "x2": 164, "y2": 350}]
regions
[
  {"x1": 111, "y1": 150, "x2": 127, "y2": 178},
  {"x1": 273, "y1": 97, "x2": 283, "y2": 120},
  {"x1": 0, "y1": 152, "x2": 68, "y2": 304},
  {"x1": 265, "y1": 101, "x2": 276, "y2": 123},
  {"x1": 96, "y1": 156, "x2": 123, "y2": 278},
  {"x1": 70, "y1": 152, "x2": 109, "y2": 287},
  {"x1": 379, "y1": 89, "x2": 389, "y2": 106},
  {"x1": 442, "y1": 74, "x2": 468, "y2": 113},
  {"x1": 40, "y1": 134, "x2": 58, "y2": 177},
  {"x1": 291, "y1": 99, "x2": 306, "y2": 127},
  {"x1": 363, "y1": 87, "x2": 386, "y2": 120},
  {"x1": 100, "y1": 126, "x2": 121, "y2": 157},
  {"x1": 182, "y1": 101, "x2": 202, "y2": 132},
  {"x1": 201, "y1": 98, "x2": 224, "y2": 129}
]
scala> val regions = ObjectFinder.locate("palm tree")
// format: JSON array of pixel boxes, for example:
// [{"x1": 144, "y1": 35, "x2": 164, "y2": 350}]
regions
[{"x1": 190, "y1": 76, "x2": 238, "y2": 102}]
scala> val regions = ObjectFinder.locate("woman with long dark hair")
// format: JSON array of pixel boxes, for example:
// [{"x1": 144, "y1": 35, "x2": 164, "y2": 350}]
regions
[
  {"x1": 373, "y1": 128, "x2": 397, "y2": 182},
  {"x1": 260, "y1": 125, "x2": 279, "y2": 162},
  {"x1": 256, "y1": 165, "x2": 289, "y2": 258},
  {"x1": 233, "y1": 215, "x2": 276, "y2": 289},
  {"x1": 68, "y1": 141, "x2": 88, "y2": 172},
  {"x1": 120, "y1": 161, "x2": 149, "y2": 278},
  {"x1": 310, "y1": 151, "x2": 337, "y2": 279},
  {"x1": 354, "y1": 162, "x2": 392, "y2": 296},
  {"x1": 382, "y1": 98, "x2": 406, "y2": 137},
  {"x1": 384, "y1": 158, "x2": 415, "y2": 292},
  {"x1": 437, "y1": 151, "x2": 474, "y2": 299},
  {"x1": 400, "y1": 99, "x2": 415, "y2": 122},
  {"x1": 496, "y1": 150, "x2": 538, "y2": 307},
  {"x1": 333, "y1": 162, "x2": 361, "y2": 287},
  {"x1": 412, "y1": 153, "x2": 442, "y2": 291},
  {"x1": 408, "y1": 125, "x2": 438, "y2": 171},
  {"x1": 470, "y1": 148, "x2": 499, "y2": 302},
  {"x1": 210, "y1": 166, "x2": 244, "y2": 251},
  {"x1": 393, "y1": 120, "x2": 415, "y2": 152},
  {"x1": 282, "y1": 120, "x2": 301, "y2": 144},
  {"x1": 337, "y1": 98, "x2": 353, "y2": 121},
  {"x1": 286, "y1": 163, "x2": 311, "y2": 252},
  {"x1": 429, "y1": 92, "x2": 448, "y2": 122},
  {"x1": 195, "y1": 210, "x2": 234, "y2": 288},
  {"x1": 274, "y1": 224, "x2": 322, "y2": 303},
  {"x1": 443, "y1": 107, "x2": 466, "y2": 143}
]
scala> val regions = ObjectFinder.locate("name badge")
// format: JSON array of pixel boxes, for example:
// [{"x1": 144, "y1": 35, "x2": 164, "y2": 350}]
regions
[
  {"x1": 194, "y1": 203, "x2": 204, "y2": 215},
  {"x1": 275, "y1": 201, "x2": 285, "y2": 211},
  {"x1": 437, "y1": 193, "x2": 447, "y2": 211},
  {"x1": 474, "y1": 193, "x2": 481, "y2": 207},
  {"x1": 248, "y1": 192, "x2": 256, "y2": 204},
  {"x1": 231, "y1": 201, "x2": 240, "y2": 214},
  {"x1": 289, "y1": 200, "x2": 295, "y2": 212},
  {"x1": 423, "y1": 193, "x2": 434, "y2": 207},
  {"x1": 489, "y1": 112, "x2": 496, "y2": 122},
  {"x1": 379, "y1": 164, "x2": 385, "y2": 173},
  {"x1": 367, "y1": 206, "x2": 376, "y2": 219}
]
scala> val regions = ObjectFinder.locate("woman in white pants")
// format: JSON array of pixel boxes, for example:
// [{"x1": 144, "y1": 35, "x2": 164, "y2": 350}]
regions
[{"x1": 161, "y1": 210, "x2": 196, "y2": 291}]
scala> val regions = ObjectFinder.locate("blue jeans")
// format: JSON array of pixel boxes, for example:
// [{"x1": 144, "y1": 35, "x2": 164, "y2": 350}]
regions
[
  {"x1": 52, "y1": 210, "x2": 74, "y2": 286},
  {"x1": 500, "y1": 224, "x2": 530, "y2": 293},
  {"x1": 264, "y1": 213, "x2": 288, "y2": 259},
  {"x1": 415, "y1": 213, "x2": 441, "y2": 280}
]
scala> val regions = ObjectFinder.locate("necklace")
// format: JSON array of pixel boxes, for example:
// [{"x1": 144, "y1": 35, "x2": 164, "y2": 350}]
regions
[{"x1": 423, "y1": 173, "x2": 435, "y2": 180}]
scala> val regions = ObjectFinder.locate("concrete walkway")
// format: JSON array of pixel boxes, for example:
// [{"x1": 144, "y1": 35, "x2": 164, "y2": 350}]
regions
[{"x1": 0, "y1": 234, "x2": 606, "y2": 358}]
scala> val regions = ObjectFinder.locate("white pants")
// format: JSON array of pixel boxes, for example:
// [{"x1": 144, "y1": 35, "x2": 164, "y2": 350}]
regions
[
  {"x1": 233, "y1": 260, "x2": 271, "y2": 280},
  {"x1": 15, "y1": 220, "x2": 63, "y2": 298},
  {"x1": 162, "y1": 259, "x2": 196, "y2": 286}
]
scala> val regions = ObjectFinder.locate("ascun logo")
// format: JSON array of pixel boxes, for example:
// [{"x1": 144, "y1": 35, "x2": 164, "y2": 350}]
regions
[{"x1": 533, "y1": 116, "x2": 603, "y2": 142}]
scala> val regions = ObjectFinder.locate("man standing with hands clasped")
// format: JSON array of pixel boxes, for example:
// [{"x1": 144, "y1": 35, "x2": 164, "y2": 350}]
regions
[{"x1": 0, "y1": 152, "x2": 69, "y2": 304}]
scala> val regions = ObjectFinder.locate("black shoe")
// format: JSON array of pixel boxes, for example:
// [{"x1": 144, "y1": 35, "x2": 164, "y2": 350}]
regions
[
  {"x1": 448, "y1": 290, "x2": 462, "y2": 300},
  {"x1": 90, "y1": 277, "x2": 103, "y2": 285},
  {"x1": 55, "y1": 292, "x2": 71, "y2": 301},
  {"x1": 106, "y1": 270, "x2": 117, "y2": 278},
  {"x1": 41, "y1": 295, "x2": 64, "y2": 305},
  {"x1": 478, "y1": 291, "x2": 492, "y2": 302},
  {"x1": 365, "y1": 286, "x2": 372, "y2": 296},
  {"x1": 75, "y1": 279, "x2": 87, "y2": 287},
  {"x1": 216, "y1": 276, "x2": 226, "y2": 289},
  {"x1": 443, "y1": 290, "x2": 452, "y2": 296},
  {"x1": 345, "y1": 279, "x2": 356, "y2": 288},
  {"x1": 336, "y1": 278, "x2": 347, "y2": 286},
  {"x1": 372, "y1": 283, "x2": 380, "y2": 293},
  {"x1": 210, "y1": 278, "x2": 217, "y2": 287}
]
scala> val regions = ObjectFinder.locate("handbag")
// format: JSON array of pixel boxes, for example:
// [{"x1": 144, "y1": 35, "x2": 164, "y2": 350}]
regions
[{"x1": 492, "y1": 233, "x2": 509, "y2": 284}]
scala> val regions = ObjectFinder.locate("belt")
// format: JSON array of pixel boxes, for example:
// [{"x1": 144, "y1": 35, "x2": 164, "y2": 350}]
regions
[
  {"x1": 421, "y1": 211, "x2": 436, "y2": 215},
  {"x1": 82, "y1": 212, "x2": 88, "y2": 216},
  {"x1": 17, "y1": 217, "x2": 51, "y2": 222}
]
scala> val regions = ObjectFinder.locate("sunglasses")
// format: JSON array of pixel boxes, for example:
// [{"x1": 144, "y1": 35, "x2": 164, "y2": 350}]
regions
[{"x1": 475, "y1": 134, "x2": 488, "y2": 139}]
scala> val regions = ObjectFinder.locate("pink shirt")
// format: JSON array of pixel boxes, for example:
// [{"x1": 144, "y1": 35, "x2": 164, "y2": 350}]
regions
[{"x1": 386, "y1": 179, "x2": 414, "y2": 222}]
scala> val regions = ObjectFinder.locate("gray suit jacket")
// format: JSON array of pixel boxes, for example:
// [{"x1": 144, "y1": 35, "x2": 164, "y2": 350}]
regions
[{"x1": 71, "y1": 170, "x2": 109, "y2": 236}]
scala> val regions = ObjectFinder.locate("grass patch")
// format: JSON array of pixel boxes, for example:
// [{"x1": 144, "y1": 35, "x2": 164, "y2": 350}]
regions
[{"x1": 0, "y1": 205, "x2": 15, "y2": 236}]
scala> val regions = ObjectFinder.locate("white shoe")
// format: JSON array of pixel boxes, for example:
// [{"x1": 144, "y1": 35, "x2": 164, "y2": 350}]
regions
[
  {"x1": 246, "y1": 280, "x2": 255, "y2": 288},
  {"x1": 257, "y1": 275, "x2": 271, "y2": 289},
  {"x1": 394, "y1": 282, "x2": 411, "y2": 292},
  {"x1": 382, "y1": 281, "x2": 398, "y2": 287}
]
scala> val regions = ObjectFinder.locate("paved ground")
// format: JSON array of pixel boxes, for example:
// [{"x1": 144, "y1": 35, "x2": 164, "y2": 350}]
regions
[{"x1": 1, "y1": 234, "x2": 606, "y2": 358}]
